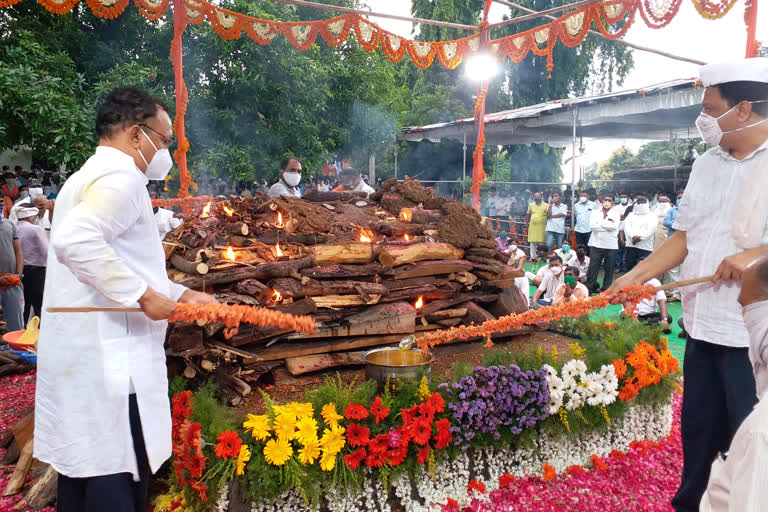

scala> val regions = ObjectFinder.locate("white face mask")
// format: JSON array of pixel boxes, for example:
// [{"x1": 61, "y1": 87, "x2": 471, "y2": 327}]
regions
[
  {"x1": 579, "y1": 196, "x2": 587, "y2": 203},
  {"x1": 508, "y1": 244, "x2": 517, "y2": 252},
  {"x1": 138, "y1": 128, "x2": 173, "y2": 181},
  {"x1": 283, "y1": 172, "x2": 301, "y2": 187},
  {"x1": 551, "y1": 266, "x2": 562, "y2": 275},
  {"x1": 696, "y1": 101, "x2": 768, "y2": 146},
  {"x1": 634, "y1": 203, "x2": 649, "y2": 215}
]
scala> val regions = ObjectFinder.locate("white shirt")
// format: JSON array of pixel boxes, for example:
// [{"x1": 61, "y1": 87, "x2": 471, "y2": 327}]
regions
[
  {"x1": 17, "y1": 220, "x2": 48, "y2": 267},
  {"x1": 588, "y1": 207, "x2": 620, "y2": 250},
  {"x1": 567, "y1": 254, "x2": 590, "y2": 280},
  {"x1": 545, "y1": 203, "x2": 568, "y2": 233},
  {"x1": 506, "y1": 248, "x2": 526, "y2": 266},
  {"x1": 538, "y1": 270, "x2": 564, "y2": 302},
  {"x1": 623, "y1": 211, "x2": 658, "y2": 251},
  {"x1": 318, "y1": 183, "x2": 330, "y2": 192},
  {"x1": 268, "y1": 180, "x2": 302, "y2": 198},
  {"x1": 34, "y1": 146, "x2": 188, "y2": 480},
  {"x1": 673, "y1": 140, "x2": 768, "y2": 347},
  {"x1": 353, "y1": 181, "x2": 376, "y2": 198},
  {"x1": 154, "y1": 207, "x2": 182, "y2": 239}
]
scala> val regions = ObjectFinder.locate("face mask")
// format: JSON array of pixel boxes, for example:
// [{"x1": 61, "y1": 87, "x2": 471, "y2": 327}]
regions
[
  {"x1": 603, "y1": 201, "x2": 614, "y2": 210},
  {"x1": 620, "y1": 198, "x2": 628, "y2": 205},
  {"x1": 634, "y1": 203, "x2": 649, "y2": 215},
  {"x1": 283, "y1": 172, "x2": 301, "y2": 187},
  {"x1": 138, "y1": 129, "x2": 173, "y2": 181},
  {"x1": 561, "y1": 245, "x2": 570, "y2": 252},
  {"x1": 614, "y1": 198, "x2": 620, "y2": 204},
  {"x1": 676, "y1": 199, "x2": 681, "y2": 207},
  {"x1": 551, "y1": 266, "x2": 562, "y2": 275},
  {"x1": 577, "y1": 251, "x2": 585, "y2": 258},
  {"x1": 508, "y1": 244, "x2": 517, "y2": 252},
  {"x1": 696, "y1": 101, "x2": 768, "y2": 145},
  {"x1": 579, "y1": 196, "x2": 587, "y2": 203},
  {"x1": 534, "y1": 198, "x2": 541, "y2": 203}
]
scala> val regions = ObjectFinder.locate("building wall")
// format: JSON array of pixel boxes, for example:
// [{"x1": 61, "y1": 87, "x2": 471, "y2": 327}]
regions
[{"x1": 0, "y1": 147, "x2": 32, "y2": 173}]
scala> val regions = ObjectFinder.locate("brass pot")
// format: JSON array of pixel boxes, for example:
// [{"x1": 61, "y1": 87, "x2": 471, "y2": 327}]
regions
[{"x1": 364, "y1": 346, "x2": 433, "y2": 386}]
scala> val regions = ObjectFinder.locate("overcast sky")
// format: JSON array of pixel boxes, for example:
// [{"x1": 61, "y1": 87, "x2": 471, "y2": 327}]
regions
[{"x1": 367, "y1": 0, "x2": 767, "y2": 179}]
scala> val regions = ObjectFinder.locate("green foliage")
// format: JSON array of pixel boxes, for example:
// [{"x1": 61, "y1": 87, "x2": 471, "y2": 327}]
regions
[
  {"x1": 188, "y1": 380, "x2": 240, "y2": 442},
  {"x1": 168, "y1": 375, "x2": 188, "y2": 398},
  {"x1": 450, "y1": 360, "x2": 474, "y2": 380},
  {"x1": 305, "y1": 373, "x2": 378, "y2": 417}
]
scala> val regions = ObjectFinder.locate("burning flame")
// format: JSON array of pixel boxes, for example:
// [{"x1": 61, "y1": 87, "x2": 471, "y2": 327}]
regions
[
  {"x1": 399, "y1": 208, "x2": 413, "y2": 222},
  {"x1": 414, "y1": 296, "x2": 424, "y2": 309},
  {"x1": 272, "y1": 289, "x2": 283, "y2": 302},
  {"x1": 404, "y1": 234, "x2": 410, "y2": 241},
  {"x1": 201, "y1": 201, "x2": 212, "y2": 218},
  {"x1": 225, "y1": 247, "x2": 236, "y2": 262},
  {"x1": 276, "y1": 212, "x2": 284, "y2": 229},
  {"x1": 275, "y1": 243, "x2": 284, "y2": 257},
  {"x1": 359, "y1": 228, "x2": 374, "y2": 243},
  {"x1": 223, "y1": 205, "x2": 234, "y2": 217}
]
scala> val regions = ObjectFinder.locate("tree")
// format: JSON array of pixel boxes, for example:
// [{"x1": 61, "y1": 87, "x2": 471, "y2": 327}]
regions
[{"x1": 585, "y1": 146, "x2": 635, "y2": 186}]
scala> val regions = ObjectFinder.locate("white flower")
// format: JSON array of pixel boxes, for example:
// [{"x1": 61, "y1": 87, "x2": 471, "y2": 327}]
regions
[
  {"x1": 565, "y1": 393, "x2": 584, "y2": 411},
  {"x1": 562, "y1": 359, "x2": 587, "y2": 381}
]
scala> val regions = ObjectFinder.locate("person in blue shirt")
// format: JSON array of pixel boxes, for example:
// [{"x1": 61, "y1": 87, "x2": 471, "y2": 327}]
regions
[
  {"x1": 573, "y1": 191, "x2": 594, "y2": 247},
  {"x1": 664, "y1": 192, "x2": 684, "y2": 237}
]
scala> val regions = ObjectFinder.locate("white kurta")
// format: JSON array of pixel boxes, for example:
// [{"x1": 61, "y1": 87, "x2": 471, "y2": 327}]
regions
[
  {"x1": 623, "y1": 212, "x2": 658, "y2": 251},
  {"x1": 154, "y1": 207, "x2": 182, "y2": 239},
  {"x1": 268, "y1": 180, "x2": 302, "y2": 198},
  {"x1": 673, "y1": 140, "x2": 768, "y2": 347},
  {"x1": 34, "y1": 146, "x2": 187, "y2": 480}
]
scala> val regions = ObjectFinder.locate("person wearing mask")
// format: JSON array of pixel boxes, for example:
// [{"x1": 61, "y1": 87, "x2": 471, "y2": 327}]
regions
[
  {"x1": 529, "y1": 251, "x2": 559, "y2": 287},
  {"x1": 623, "y1": 195, "x2": 658, "y2": 271},
  {"x1": 254, "y1": 179, "x2": 269, "y2": 195},
  {"x1": 34, "y1": 87, "x2": 217, "y2": 512},
  {"x1": 700, "y1": 254, "x2": 768, "y2": 512},
  {"x1": 664, "y1": 192, "x2": 684, "y2": 237},
  {"x1": 545, "y1": 192, "x2": 568, "y2": 250},
  {"x1": 622, "y1": 277, "x2": 671, "y2": 326},
  {"x1": 652, "y1": 195, "x2": 673, "y2": 250},
  {"x1": 586, "y1": 197, "x2": 620, "y2": 293},
  {"x1": 2, "y1": 169, "x2": 20, "y2": 203},
  {"x1": 268, "y1": 157, "x2": 303, "y2": 198},
  {"x1": 335, "y1": 169, "x2": 375, "y2": 197},
  {"x1": 609, "y1": 59, "x2": 768, "y2": 512},
  {"x1": 495, "y1": 232, "x2": 510, "y2": 252},
  {"x1": 567, "y1": 244, "x2": 590, "y2": 284},
  {"x1": 663, "y1": 192, "x2": 685, "y2": 300},
  {"x1": 506, "y1": 242, "x2": 529, "y2": 300},
  {"x1": 531, "y1": 255, "x2": 564, "y2": 307},
  {"x1": 554, "y1": 243, "x2": 574, "y2": 264},
  {"x1": 0, "y1": 190, "x2": 25, "y2": 331},
  {"x1": 16, "y1": 207, "x2": 47, "y2": 323},
  {"x1": 553, "y1": 267, "x2": 589, "y2": 305},
  {"x1": 14, "y1": 166, "x2": 27, "y2": 187},
  {"x1": 573, "y1": 191, "x2": 594, "y2": 247},
  {"x1": 526, "y1": 192, "x2": 548, "y2": 258}
]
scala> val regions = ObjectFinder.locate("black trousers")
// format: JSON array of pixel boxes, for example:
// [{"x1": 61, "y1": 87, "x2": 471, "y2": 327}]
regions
[
  {"x1": 57, "y1": 394, "x2": 150, "y2": 512},
  {"x1": 22, "y1": 265, "x2": 45, "y2": 324},
  {"x1": 574, "y1": 231, "x2": 591, "y2": 248},
  {"x1": 586, "y1": 247, "x2": 616, "y2": 293},
  {"x1": 671, "y1": 338, "x2": 757, "y2": 512},
  {"x1": 624, "y1": 247, "x2": 651, "y2": 272},
  {"x1": 638, "y1": 312, "x2": 672, "y2": 325}
]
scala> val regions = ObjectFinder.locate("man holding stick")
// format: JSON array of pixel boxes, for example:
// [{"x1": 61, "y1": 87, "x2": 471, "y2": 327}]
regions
[
  {"x1": 609, "y1": 58, "x2": 768, "y2": 512},
  {"x1": 34, "y1": 87, "x2": 216, "y2": 512}
]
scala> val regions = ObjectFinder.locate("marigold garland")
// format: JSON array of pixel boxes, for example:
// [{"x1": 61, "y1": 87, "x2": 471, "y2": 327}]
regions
[
  {"x1": 416, "y1": 285, "x2": 656, "y2": 352},
  {"x1": 169, "y1": 303, "x2": 317, "y2": 339}
]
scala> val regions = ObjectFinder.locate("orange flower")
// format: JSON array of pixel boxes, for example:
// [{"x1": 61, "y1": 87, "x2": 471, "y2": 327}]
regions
[
  {"x1": 542, "y1": 463, "x2": 556, "y2": 480},
  {"x1": 591, "y1": 454, "x2": 607, "y2": 470},
  {"x1": 214, "y1": 430, "x2": 242, "y2": 460},
  {"x1": 618, "y1": 383, "x2": 638, "y2": 401},
  {"x1": 566, "y1": 464, "x2": 585, "y2": 474},
  {"x1": 170, "y1": 304, "x2": 316, "y2": 339},
  {"x1": 612, "y1": 359, "x2": 627, "y2": 379}
]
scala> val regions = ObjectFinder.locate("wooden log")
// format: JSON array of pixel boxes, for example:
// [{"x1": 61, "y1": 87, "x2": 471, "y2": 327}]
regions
[
  {"x1": 175, "y1": 256, "x2": 313, "y2": 288},
  {"x1": 0, "y1": 351, "x2": 25, "y2": 365},
  {"x1": 170, "y1": 254, "x2": 209, "y2": 276},
  {"x1": 268, "y1": 278, "x2": 305, "y2": 300},
  {"x1": 436, "y1": 318, "x2": 463, "y2": 327},
  {"x1": 227, "y1": 222, "x2": 249, "y2": 236},
  {"x1": 311, "y1": 294, "x2": 381, "y2": 308},
  {"x1": 285, "y1": 351, "x2": 366, "y2": 376},
  {"x1": 313, "y1": 244, "x2": 373, "y2": 265},
  {"x1": 240, "y1": 361, "x2": 282, "y2": 384},
  {"x1": 465, "y1": 247, "x2": 500, "y2": 258},
  {"x1": 395, "y1": 260, "x2": 472, "y2": 279},
  {"x1": 463, "y1": 302, "x2": 497, "y2": 324},
  {"x1": 0, "y1": 363, "x2": 33, "y2": 378},
  {"x1": 280, "y1": 303, "x2": 416, "y2": 340},
  {"x1": 399, "y1": 207, "x2": 442, "y2": 224},
  {"x1": 234, "y1": 279, "x2": 268, "y2": 296},
  {"x1": 24, "y1": 465, "x2": 57, "y2": 510},
  {"x1": 229, "y1": 235, "x2": 252, "y2": 247},
  {"x1": 301, "y1": 263, "x2": 393, "y2": 279},
  {"x1": 370, "y1": 222, "x2": 425, "y2": 237},
  {"x1": 2, "y1": 440, "x2": 33, "y2": 496},
  {"x1": 1, "y1": 439, "x2": 19, "y2": 465},
  {"x1": 417, "y1": 293, "x2": 499, "y2": 317},
  {"x1": 489, "y1": 287, "x2": 529, "y2": 318},
  {"x1": 379, "y1": 242, "x2": 463, "y2": 267},
  {"x1": 227, "y1": 299, "x2": 318, "y2": 346},
  {"x1": 426, "y1": 308, "x2": 467, "y2": 320},
  {"x1": 216, "y1": 369, "x2": 252, "y2": 398},
  {"x1": 452, "y1": 272, "x2": 479, "y2": 287},
  {"x1": 167, "y1": 325, "x2": 204, "y2": 353},
  {"x1": 380, "y1": 285, "x2": 457, "y2": 304},
  {"x1": 384, "y1": 276, "x2": 438, "y2": 291},
  {"x1": 254, "y1": 233, "x2": 331, "y2": 245},
  {"x1": 163, "y1": 242, "x2": 178, "y2": 261},
  {"x1": 303, "y1": 281, "x2": 388, "y2": 297}
]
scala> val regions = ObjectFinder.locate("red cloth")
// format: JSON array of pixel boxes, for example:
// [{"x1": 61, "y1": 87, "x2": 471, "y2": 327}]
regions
[{"x1": 2, "y1": 184, "x2": 19, "y2": 201}]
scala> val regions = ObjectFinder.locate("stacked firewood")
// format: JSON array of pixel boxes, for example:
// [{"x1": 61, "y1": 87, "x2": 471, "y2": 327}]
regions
[
  {"x1": 163, "y1": 178, "x2": 529, "y2": 405},
  {"x1": 0, "y1": 350, "x2": 33, "y2": 378}
]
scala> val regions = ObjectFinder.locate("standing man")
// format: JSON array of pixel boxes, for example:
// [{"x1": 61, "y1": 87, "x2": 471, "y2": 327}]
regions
[
  {"x1": 16, "y1": 207, "x2": 47, "y2": 323},
  {"x1": 545, "y1": 192, "x2": 568, "y2": 249},
  {"x1": 0, "y1": 190, "x2": 24, "y2": 331},
  {"x1": 609, "y1": 59, "x2": 768, "y2": 512},
  {"x1": 573, "y1": 191, "x2": 594, "y2": 247},
  {"x1": 34, "y1": 87, "x2": 217, "y2": 512},
  {"x1": 526, "y1": 192, "x2": 548, "y2": 258},
  {"x1": 268, "y1": 157, "x2": 303, "y2": 198},
  {"x1": 586, "y1": 196, "x2": 620, "y2": 293},
  {"x1": 623, "y1": 195, "x2": 658, "y2": 271}
]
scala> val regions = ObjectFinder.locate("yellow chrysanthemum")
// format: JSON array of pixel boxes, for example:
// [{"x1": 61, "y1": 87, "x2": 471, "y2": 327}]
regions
[
  {"x1": 153, "y1": 494, "x2": 173, "y2": 511},
  {"x1": 295, "y1": 416, "x2": 319, "y2": 446},
  {"x1": 319, "y1": 423, "x2": 346, "y2": 455},
  {"x1": 298, "y1": 437, "x2": 321, "y2": 465},
  {"x1": 273, "y1": 412, "x2": 297, "y2": 442},
  {"x1": 236, "y1": 444, "x2": 251, "y2": 476},
  {"x1": 263, "y1": 438, "x2": 293, "y2": 466},
  {"x1": 243, "y1": 414, "x2": 271, "y2": 441},
  {"x1": 271, "y1": 405, "x2": 296, "y2": 422},
  {"x1": 321, "y1": 403, "x2": 343, "y2": 427},
  {"x1": 319, "y1": 450, "x2": 336, "y2": 472},
  {"x1": 287, "y1": 402, "x2": 314, "y2": 419}
]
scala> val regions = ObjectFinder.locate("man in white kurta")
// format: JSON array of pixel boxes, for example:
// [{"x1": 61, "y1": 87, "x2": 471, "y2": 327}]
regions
[
  {"x1": 34, "y1": 86, "x2": 215, "y2": 512},
  {"x1": 610, "y1": 58, "x2": 768, "y2": 512}
]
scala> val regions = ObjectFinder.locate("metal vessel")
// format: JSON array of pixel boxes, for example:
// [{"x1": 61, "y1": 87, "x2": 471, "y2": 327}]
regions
[{"x1": 364, "y1": 345, "x2": 433, "y2": 385}]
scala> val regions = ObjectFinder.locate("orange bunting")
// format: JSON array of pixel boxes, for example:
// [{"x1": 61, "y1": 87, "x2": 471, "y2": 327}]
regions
[
  {"x1": 169, "y1": 303, "x2": 316, "y2": 339},
  {"x1": 133, "y1": 0, "x2": 169, "y2": 20},
  {"x1": 83, "y1": 0, "x2": 131, "y2": 19}
]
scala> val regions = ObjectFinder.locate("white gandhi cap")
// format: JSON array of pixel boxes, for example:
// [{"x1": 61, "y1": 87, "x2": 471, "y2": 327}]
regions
[{"x1": 699, "y1": 58, "x2": 768, "y2": 87}]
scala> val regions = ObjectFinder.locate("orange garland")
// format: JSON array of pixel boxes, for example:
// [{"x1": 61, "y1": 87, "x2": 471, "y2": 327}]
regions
[
  {"x1": 170, "y1": 303, "x2": 317, "y2": 339},
  {"x1": 415, "y1": 284, "x2": 657, "y2": 352},
  {"x1": 0, "y1": 274, "x2": 21, "y2": 290}
]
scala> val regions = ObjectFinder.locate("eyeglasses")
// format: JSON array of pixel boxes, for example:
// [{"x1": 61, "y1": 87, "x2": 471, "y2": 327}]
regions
[{"x1": 141, "y1": 124, "x2": 176, "y2": 148}]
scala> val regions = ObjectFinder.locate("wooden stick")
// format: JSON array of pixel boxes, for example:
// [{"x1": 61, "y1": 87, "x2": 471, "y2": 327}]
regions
[
  {"x1": 654, "y1": 275, "x2": 715, "y2": 292},
  {"x1": 47, "y1": 307, "x2": 144, "y2": 313}
]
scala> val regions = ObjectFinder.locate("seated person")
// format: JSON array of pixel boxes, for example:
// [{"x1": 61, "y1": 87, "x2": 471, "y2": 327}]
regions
[
  {"x1": 554, "y1": 243, "x2": 574, "y2": 264},
  {"x1": 495, "y1": 232, "x2": 510, "y2": 252},
  {"x1": 334, "y1": 168, "x2": 375, "y2": 197},
  {"x1": 623, "y1": 277, "x2": 671, "y2": 325},
  {"x1": 506, "y1": 242, "x2": 529, "y2": 300},
  {"x1": 567, "y1": 244, "x2": 590, "y2": 283},
  {"x1": 529, "y1": 250, "x2": 557, "y2": 286},
  {"x1": 531, "y1": 256, "x2": 564, "y2": 307},
  {"x1": 553, "y1": 267, "x2": 589, "y2": 305}
]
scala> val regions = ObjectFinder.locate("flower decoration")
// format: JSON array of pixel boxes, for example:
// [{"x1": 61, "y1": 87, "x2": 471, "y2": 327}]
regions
[
  {"x1": 344, "y1": 403, "x2": 369, "y2": 420},
  {"x1": 214, "y1": 430, "x2": 243, "y2": 460}
]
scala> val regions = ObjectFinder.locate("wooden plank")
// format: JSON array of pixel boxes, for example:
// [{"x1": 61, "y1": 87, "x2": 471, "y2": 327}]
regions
[
  {"x1": 426, "y1": 308, "x2": 467, "y2": 320},
  {"x1": 313, "y1": 244, "x2": 373, "y2": 265},
  {"x1": 379, "y1": 243, "x2": 463, "y2": 267},
  {"x1": 24, "y1": 465, "x2": 57, "y2": 510},
  {"x1": 176, "y1": 256, "x2": 313, "y2": 289},
  {"x1": 384, "y1": 276, "x2": 437, "y2": 291},
  {"x1": 2, "y1": 441, "x2": 33, "y2": 496},
  {"x1": 301, "y1": 263, "x2": 393, "y2": 279},
  {"x1": 464, "y1": 302, "x2": 497, "y2": 324},
  {"x1": 285, "y1": 351, "x2": 366, "y2": 376},
  {"x1": 207, "y1": 341, "x2": 260, "y2": 359},
  {"x1": 489, "y1": 287, "x2": 529, "y2": 318},
  {"x1": 395, "y1": 260, "x2": 472, "y2": 280},
  {"x1": 311, "y1": 294, "x2": 381, "y2": 308},
  {"x1": 280, "y1": 302, "x2": 416, "y2": 339}
]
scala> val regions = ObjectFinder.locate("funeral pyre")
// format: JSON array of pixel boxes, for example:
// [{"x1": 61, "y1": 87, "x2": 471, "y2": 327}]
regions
[{"x1": 162, "y1": 178, "x2": 529, "y2": 405}]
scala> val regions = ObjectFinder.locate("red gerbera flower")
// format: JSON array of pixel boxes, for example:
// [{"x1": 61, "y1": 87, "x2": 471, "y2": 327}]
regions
[
  {"x1": 191, "y1": 480, "x2": 208, "y2": 502},
  {"x1": 412, "y1": 416, "x2": 432, "y2": 446},
  {"x1": 172, "y1": 390, "x2": 194, "y2": 420},
  {"x1": 427, "y1": 392, "x2": 445, "y2": 413},
  {"x1": 387, "y1": 443, "x2": 409, "y2": 466},
  {"x1": 467, "y1": 478, "x2": 486, "y2": 493},
  {"x1": 368, "y1": 434, "x2": 389, "y2": 454},
  {"x1": 418, "y1": 401, "x2": 435, "y2": 422},
  {"x1": 440, "y1": 498, "x2": 460, "y2": 512},
  {"x1": 630, "y1": 440, "x2": 648, "y2": 456},
  {"x1": 346, "y1": 423, "x2": 371, "y2": 447},
  {"x1": 343, "y1": 448, "x2": 367, "y2": 469},
  {"x1": 400, "y1": 405, "x2": 419, "y2": 426},
  {"x1": 214, "y1": 430, "x2": 242, "y2": 460},
  {"x1": 434, "y1": 418, "x2": 452, "y2": 450},
  {"x1": 610, "y1": 449, "x2": 627, "y2": 461},
  {"x1": 344, "y1": 403, "x2": 369, "y2": 420},
  {"x1": 566, "y1": 464, "x2": 585, "y2": 474},
  {"x1": 498, "y1": 473, "x2": 515, "y2": 489},
  {"x1": 542, "y1": 463, "x2": 556, "y2": 480},
  {"x1": 591, "y1": 454, "x2": 607, "y2": 470},
  {"x1": 365, "y1": 450, "x2": 386, "y2": 468},
  {"x1": 369, "y1": 396, "x2": 390, "y2": 424},
  {"x1": 417, "y1": 445, "x2": 429, "y2": 464},
  {"x1": 397, "y1": 424, "x2": 413, "y2": 444}
]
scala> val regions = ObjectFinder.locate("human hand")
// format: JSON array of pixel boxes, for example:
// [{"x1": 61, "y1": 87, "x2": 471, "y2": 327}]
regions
[
  {"x1": 138, "y1": 286, "x2": 177, "y2": 321},
  {"x1": 606, "y1": 272, "x2": 644, "y2": 305},
  {"x1": 713, "y1": 248, "x2": 766, "y2": 283},
  {"x1": 632, "y1": 236, "x2": 641, "y2": 245},
  {"x1": 179, "y1": 289, "x2": 218, "y2": 304},
  {"x1": 661, "y1": 318, "x2": 668, "y2": 325}
]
